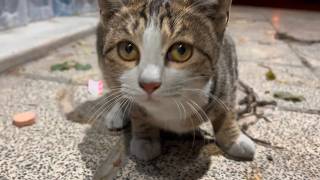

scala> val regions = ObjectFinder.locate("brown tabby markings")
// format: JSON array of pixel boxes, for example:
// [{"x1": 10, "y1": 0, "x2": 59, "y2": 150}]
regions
[{"x1": 97, "y1": 0, "x2": 255, "y2": 161}]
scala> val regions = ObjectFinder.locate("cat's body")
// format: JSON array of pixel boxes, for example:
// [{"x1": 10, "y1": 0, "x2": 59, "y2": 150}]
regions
[{"x1": 96, "y1": 0, "x2": 255, "y2": 161}]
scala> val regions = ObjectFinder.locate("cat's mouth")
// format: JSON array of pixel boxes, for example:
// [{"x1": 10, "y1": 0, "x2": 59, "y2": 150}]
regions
[
  {"x1": 139, "y1": 95, "x2": 162, "y2": 103},
  {"x1": 133, "y1": 94, "x2": 172, "y2": 105}
]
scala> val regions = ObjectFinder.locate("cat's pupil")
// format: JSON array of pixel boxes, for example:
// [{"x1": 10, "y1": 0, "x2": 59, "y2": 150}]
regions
[
  {"x1": 177, "y1": 44, "x2": 186, "y2": 55},
  {"x1": 125, "y1": 43, "x2": 134, "y2": 54}
]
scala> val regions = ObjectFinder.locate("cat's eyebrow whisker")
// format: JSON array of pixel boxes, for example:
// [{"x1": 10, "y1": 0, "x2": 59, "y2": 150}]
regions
[{"x1": 173, "y1": 0, "x2": 213, "y2": 27}]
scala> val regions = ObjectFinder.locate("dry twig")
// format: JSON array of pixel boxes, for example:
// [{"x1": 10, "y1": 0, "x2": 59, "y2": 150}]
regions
[{"x1": 237, "y1": 80, "x2": 277, "y2": 123}]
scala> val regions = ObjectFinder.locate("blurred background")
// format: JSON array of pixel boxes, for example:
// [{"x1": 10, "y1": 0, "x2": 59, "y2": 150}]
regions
[
  {"x1": 0, "y1": 0, "x2": 320, "y2": 179},
  {"x1": 0, "y1": 0, "x2": 98, "y2": 30},
  {"x1": 1, "y1": 0, "x2": 320, "y2": 31},
  {"x1": 234, "y1": 0, "x2": 320, "y2": 11}
]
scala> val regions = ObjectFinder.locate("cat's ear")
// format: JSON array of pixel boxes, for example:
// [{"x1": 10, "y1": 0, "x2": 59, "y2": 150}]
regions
[
  {"x1": 98, "y1": 0, "x2": 127, "y2": 26},
  {"x1": 206, "y1": 0, "x2": 232, "y2": 39},
  {"x1": 216, "y1": 0, "x2": 232, "y2": 23}
]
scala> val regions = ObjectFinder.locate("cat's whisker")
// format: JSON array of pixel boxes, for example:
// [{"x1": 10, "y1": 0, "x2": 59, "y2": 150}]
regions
[
  {"x1": 184, "y1": 101, "x2": 198, "y2": 149},
  {"x1": 114, "y1": 97, "x2": 129, "y2": 127},
  {"x1": 173, "y1": 98, "x2": 183, "y2": 123},
  {"x1": 126, "y1": 96, "x2": 135, "y2": 118},
  {"x1": 179, "y1": 100, "x2": 187, "y2": 123},
  {"x1": 186, "y1": 98, "x2": 210, "y2": 123},
  {"x1": 90, "y1": 96, "x2": 125, "y2": 124},
  {"x1": 182, "y1": 88, "x2": 231, "y2": 113},
  {"x1": 123, "y1": 96, "x2": 134, "y2": 119},
  {"x1": 160, "y1": 76, "x2": 210, "y2": 93},
  {"x1": 89, "y1": 93, "x2": 124, "y2": 124},
  {"x1": 185, "y1": 100, "x2": 205, "y2": 124},
  {"x1": 86, "y1": 91, "x2": 122, "y2": 116}
]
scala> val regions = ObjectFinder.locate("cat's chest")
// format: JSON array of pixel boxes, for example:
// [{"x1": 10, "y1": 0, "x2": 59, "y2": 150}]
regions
[{"x1": 142, "y1": 96, "x2": 208, "y2": 133}]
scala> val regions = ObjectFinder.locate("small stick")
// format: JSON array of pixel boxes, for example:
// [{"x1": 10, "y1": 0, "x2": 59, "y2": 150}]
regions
[{"x1": 237, "y1": 80, "x2": 277, "y2": 121}]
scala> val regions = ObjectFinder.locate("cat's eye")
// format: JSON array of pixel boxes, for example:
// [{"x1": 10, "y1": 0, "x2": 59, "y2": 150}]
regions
[
  {"x1": 117, "y1": 41, "x2": 139, "y2": 61},
  {"x1": 167, "y1": 43, "x2": 193, "y2": 63}
]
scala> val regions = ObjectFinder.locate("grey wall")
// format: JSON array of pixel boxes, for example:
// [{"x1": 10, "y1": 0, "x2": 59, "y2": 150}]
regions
[{"x1": 0, "y1": 0, "x2": 97, "y2": 30}]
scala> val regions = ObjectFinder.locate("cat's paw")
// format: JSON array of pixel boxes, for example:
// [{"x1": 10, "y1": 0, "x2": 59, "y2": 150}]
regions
[
  {"x1": 130, "y1": 137, "x2": 161, "y2": 161},
  {"x1": 104, "y1": 103, "x2": 129, "y2": 131},
  {"x1": 225, "y1": 133, "x2": 256, "y2": 161}
]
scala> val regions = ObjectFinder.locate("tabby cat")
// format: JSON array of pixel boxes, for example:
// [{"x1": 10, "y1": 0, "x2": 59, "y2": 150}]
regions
[{"x1": 96, "y1": 0, "x2": 255, "y2": 161}]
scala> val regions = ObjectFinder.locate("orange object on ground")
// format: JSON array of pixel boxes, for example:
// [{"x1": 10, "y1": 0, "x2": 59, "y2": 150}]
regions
[{"x1": 13, "y1": 112, "x2": 36, "y2": 127}]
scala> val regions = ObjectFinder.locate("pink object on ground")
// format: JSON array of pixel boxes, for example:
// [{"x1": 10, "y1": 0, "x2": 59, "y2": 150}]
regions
[
  {"x1": 88, "y1": 80, "x2": 104, "y2": 96},
  {"x1": 13, "y1": 112, "x2": 36, "y2": 127}
]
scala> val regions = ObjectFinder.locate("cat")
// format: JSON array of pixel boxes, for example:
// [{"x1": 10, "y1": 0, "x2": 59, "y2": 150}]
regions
[{"x1": 96, "y1": 0, "x2": 255, "y2": 161}]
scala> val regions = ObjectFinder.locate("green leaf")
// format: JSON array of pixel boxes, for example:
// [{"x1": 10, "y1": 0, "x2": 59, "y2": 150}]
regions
[
  {"x1": 50, "y1": 62, "x2": 71, "y2": 71},
  {"x1": 273, "y1": 91, "x2": 305, "y2": 102},
  {"x1": 74, "y1": 63, "x2": 92, "y2": 71},
  {"x1": 266, "y1": 69, "x2": 276, "y2": 81},
  {"x1": 51, "y1": 61, "x2": 92, "y2": 71}
]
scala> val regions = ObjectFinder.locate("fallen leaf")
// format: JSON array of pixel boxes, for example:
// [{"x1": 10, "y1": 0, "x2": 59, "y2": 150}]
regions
[
  {"x1": 239, "y1": 37, "x2": 248, "y2": 44},
  {"x1": 50, "y1": 62, "x2": 71, "y2": 71},
  {"x1": 266, "y1": 69, "x2": 276, "y2": 81},
  {"x1": 112, "y1": 158, "x2": 122, "y2": 167},
  {"x1": 50, "y1": 61, "x2": 92, "y2": 71},
  {"x1": 75, "y1": 63, "x2": 92, "y2": 71},
  {"x1": 273, "y1": 91, "x2": 305, "y2": 102}
]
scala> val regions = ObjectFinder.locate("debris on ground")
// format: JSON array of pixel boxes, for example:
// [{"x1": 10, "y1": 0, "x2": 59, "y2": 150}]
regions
[
  {"x1": 247, "y1": 167, "x2": 263, "y2": 180},
  {"x1": 259, "y1": 64, "x2": 277, "y2": 81},
  {"x1": 267, "y1": 155, "x2": 273, "y2": 161},
  {"x1": 56, "y1": 88, "x2": 74, "y2": 115},
  {"x1": 50, "y1": 61, "x2": 92, "y2": 72},
  {"x1": 13, "y1": 111, "x2": 36, "y2": 127},
  {"x1": 273, "y1": 91, "x2": 305, "y2": 102},
  {"x1": 74, "y1": 63, "x2": 92, "y2": 71},
  {"x1": 50, "y1": 62, "x2": 72, "y2": 71},
  {"x1": 265, "y1": 69, "x2": 277, "y2": 81},
  {"x1": 237, "y1": 80, "x2": 277, "y2": 122},
  {"x1": 88, "y1": 80, "x2": 104, "y2": 96}
]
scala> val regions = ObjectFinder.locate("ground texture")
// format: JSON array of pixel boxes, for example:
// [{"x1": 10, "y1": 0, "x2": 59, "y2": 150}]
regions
[{"x1": 0, "y1": 6, "x2": 319, "y2": 180}]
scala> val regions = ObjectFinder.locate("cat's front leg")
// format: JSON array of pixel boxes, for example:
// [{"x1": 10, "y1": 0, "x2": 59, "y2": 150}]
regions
[
  {"x1": 104, "y1": 102, "x2": 129, "y2": 130},
  {"x1": 130, "y1": 110, "x2": 161, "y2": 161},
  {"x1": 209, "y1": 110, "x2": 256, "y2": 160}
]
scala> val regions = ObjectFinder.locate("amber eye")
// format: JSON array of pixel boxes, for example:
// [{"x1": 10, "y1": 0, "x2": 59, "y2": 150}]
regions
[
  {"x1": 167, "y1": 43, "x2": 193, "y2": 63},
  {"x1": 117, "y1": 41, "x2": 139, "y2": 61}
]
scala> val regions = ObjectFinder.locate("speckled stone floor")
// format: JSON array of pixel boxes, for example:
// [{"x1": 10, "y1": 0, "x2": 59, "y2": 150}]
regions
[
  {"x1": 1, "y1": 5, "x2": 320, "y2": 180},
  {"x1": 0, "y1": 37, "x2": 120, "y2": 179}
]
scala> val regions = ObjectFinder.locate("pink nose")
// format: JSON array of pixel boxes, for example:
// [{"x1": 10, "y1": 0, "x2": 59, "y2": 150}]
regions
[{"x1": 139, "y1": 82, "x2": 161, "y2": 94}]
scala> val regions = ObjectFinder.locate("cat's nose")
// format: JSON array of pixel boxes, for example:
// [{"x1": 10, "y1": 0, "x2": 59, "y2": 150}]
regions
[{"x1": 139, "y1": 82, "x2": 161, "y2": 95}]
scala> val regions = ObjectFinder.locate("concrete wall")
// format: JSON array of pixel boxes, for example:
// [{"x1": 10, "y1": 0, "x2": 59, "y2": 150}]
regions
[{"x1": 0, "y1": 0, "x2": 97, "y2": 30}]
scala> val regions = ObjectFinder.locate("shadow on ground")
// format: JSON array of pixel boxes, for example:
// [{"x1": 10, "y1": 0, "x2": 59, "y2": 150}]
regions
[
  {"x1": 122, "y1": 136, "x2": 215, "y2": 180},
  {"x1": 67, "y1": 100, "x2": 225, "y2": 179}
]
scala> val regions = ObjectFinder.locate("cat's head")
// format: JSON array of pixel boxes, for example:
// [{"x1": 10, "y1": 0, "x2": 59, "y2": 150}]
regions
[{"x1": 98, "y1": 0, "x2": 231, "y2": 117}]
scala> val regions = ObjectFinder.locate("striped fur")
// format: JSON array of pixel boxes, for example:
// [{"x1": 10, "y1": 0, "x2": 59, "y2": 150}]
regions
[{"x1": 97, "y1": 0, "x2": 255, "y2": 161}]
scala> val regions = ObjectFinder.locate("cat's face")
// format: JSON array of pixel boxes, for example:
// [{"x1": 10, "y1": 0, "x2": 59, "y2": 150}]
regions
[{"x1": 98, "y1": 0, "x2": 230, "y2": 123}]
